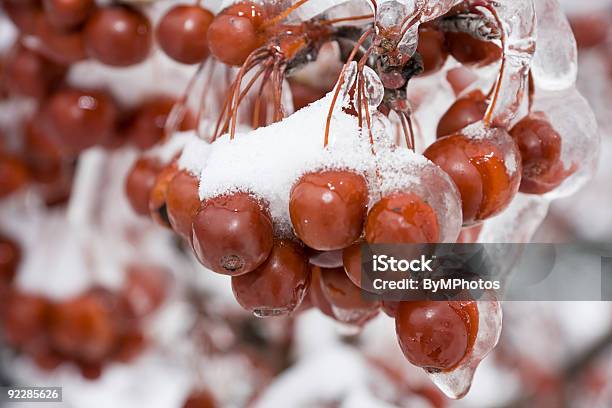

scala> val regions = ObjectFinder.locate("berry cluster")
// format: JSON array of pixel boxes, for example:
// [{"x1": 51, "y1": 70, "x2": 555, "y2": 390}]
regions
[
  {"x1": 0, "y1": 235, "x2": 169, "y2": 379},
  {"x1": 0, "y1": 0, "x2": 599, "y2": 400},
  {"x1": 2, "y1": 0, "x2": 151, "y2": 67}
]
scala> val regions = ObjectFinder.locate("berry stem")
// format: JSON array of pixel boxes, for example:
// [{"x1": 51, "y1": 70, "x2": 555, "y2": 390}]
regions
[
  {"x1": 196, "y1": 60, "x2": 218, "y2": 140},
  {"x1": 260, "y1": 0, "x2": 311, "y2": 31},
  {"x1": 321, "y1": 14, "x2": 374, "y2": 26},
  {"x1": 482, "y1": 5, "x2": 506, "y2": 128},
  {"x1": 164, "y1": 61, "x2": 206, "y2": 140},
  {"x1": 325, "y1": 28, "x2": 374, "y2": 147}
]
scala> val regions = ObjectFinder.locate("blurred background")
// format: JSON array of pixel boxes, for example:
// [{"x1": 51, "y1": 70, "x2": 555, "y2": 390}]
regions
[{"x1": 0, "y1": 1, "x2": 611, "y2": 407}]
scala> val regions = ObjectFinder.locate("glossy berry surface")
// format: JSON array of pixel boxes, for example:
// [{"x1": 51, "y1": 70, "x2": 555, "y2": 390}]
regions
[
  {"x1": 446, "y1": 32, "x2": 502, "y2": 67},
  {"x1": 289, "y1": 170, "x2": 368, "y2": 251},
  {"x1": 84, "y1": 6, "x2": 152, "y2": 67},
  {"x1": 317, "y1": 266, "x2": 380, "y2": 326},
  {"x1": 232, "y1": 239, "x2": 310, "y2": 316},
  {"x1": 191, "y1": 192, "x2": 274, "y2": 276},
  {"x1": 308, "y1": 266, "x2": 336, "y2": 319},
  {"x1": 166, "y1": 170, "x2": 201, "y2": 239},
  {"x1": 207, "y1": 2, "x2": 265, "y2": 67},
  {"x1": 395, "y1": 301, "x2": 478, "y2": 371},
  {"x1": 149, "y1": 161, "x2": 179, "y2": 228},
  {"x1": 436, "y1": 90, "x2": 487, "y2": 138},
  {"x1": 424, "y1": 132, "x2": 521, "y2": 224},
  {"x1": 42, "y1": 88, "x2": 117, "y2": 154},
  {"x1": 43, "y1": 0, "x2": 94, "y2": 31},
  {"x1": 365, "y1": 192, "x2": 440, "y2": 244},
  {"x1": 342, "y1": 241, "x2": 363, "y2": 289},
  {"x1": 125, "y1": 157, "x2": 162, "y2": 216},
  {"x1": 156, "y1": 5, "x2": 214, "y2": 65},
  {"x1": 417, "y1": 24, "x2": 448, "y2": 76},
  {"x1": 510, "y1": 115, "x2": 568, "y2": 194}
]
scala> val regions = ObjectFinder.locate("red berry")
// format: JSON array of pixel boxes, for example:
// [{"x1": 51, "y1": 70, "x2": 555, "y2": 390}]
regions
[
  {"x1": 317, "y1": 266, "x2": 380, "y2": 326},
  {"x1": 122, "y1": 264, "x2": 170, "y2": 318},
  {"x1": 84, "y1": 6, "x2": 152, "y2": 67},
  {"x1": 446, "y1": 67, "x2": 478, "y2": 96},
  {"x1": 0, "y1": 234, "x2": 21, "y2": 286},
  {"x1": 342, "y1": 241, "x2": 363, "y2": 288},
  {"x1": 437, "y1": 90, "x2": 487, "y2": 138},
  {"x1": 382, "y1": 300, "x2": 399, "y2": 318},
  {"x1": 4, "y1": 43, "x2": 66, "y2": 100},
  {"x1": 289, "y1": 79, "x2": 329, "y2": 111},
  {"x1": 289, "y1": 170, "x2": 368, "y2": 251},
  {"x1": 183, "y1": 389, "x2": 217, "y2": 408},
  {"x1": 166, "y1": 170, "x2": 201, "y2": 240},
  {"x1": 417, "y1": 24, "x2": 448, "y2": 76},
  {"x1": 149, "y1": 161, "x2": 179, "y2": 228},
  {"x1": 156, "y1": 5, "x2": 214, "y2": 65},
  {"x1": 365, "y1": 192, "x2": 440, "y2": 243},
  {"x1": 191, "y1": 192, "x2": 274, "y2": 276},
  {"x1": 395, "y1": 301, "x2": 478, "y2": 371},
  {"x1": 446, "y1": 32, "x2": 502, "y2": 67},
  {"x1": 308, "y1": 266, "x2": 335, "y2": 319},
  {"x1": 424, "y1": 131, "x2": 521, "y2": 224},
  {"x1": 23, "y1": 118, "x2": 66, "y2": 183},
  {"x1": 1, "y1": 291, "x2": 49, "y2": 348},
  {"x1": 570, "y1": 14, "x2": 610, "y2": 49},
  {"x1": 42, "y1": 88, "x2": 118, "y2": 154},
  {"x1": 49, "y1": 291, "x2": 118, "y2": 363},
  {"x1": 510, "y1": 114, "x2": 569, "y2": 194},
  {"x1": 207, "y1": 2, "x2": 265, "y2": 67},
  {"x1": 42, "y1": 0, "x2": 95, "y2": 31},
  {"x1": 2, "y1": 0, "x2": 43, "y2": 35},
  {"x1": 0, "y1": 154, "x2": 29, "y2": 199},
  {"x1": 125, "y1": 156, "x2": 163, "y2": 216},
  {"x1": 125, "y1": 96, "x2": 196, "y2": 150},
  {"x1": 231, "y1": 239, "x2": 310, "y2": 316},
  {"x1": 35, "y1": 15, "x2": 88, "y2": 64},
  {"x1": 114, "y1": 328, "x2": 146, "y2": 363}
]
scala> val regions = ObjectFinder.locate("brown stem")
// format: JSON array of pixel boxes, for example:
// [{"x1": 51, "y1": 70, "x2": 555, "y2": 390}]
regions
[
  {"x1": 230, "y1": 61, "x2": 269, "y2": 140},
  {"x1": 213, "y1": 49, "x2": 268, "y2": 141},
  {"x1": 196, "y1": 60, "x2": 218, "y2": 140},
  {"x1": 260, "y1": 0, "x2": 311, "y2": 31},
  {"x1": 322, "y1": 14, "x2": 374, "y2": 26},
  {"x1": 482, "y1": 4, "x2": 506, "y2": 128},
  {"x1": 527, "y1": 69, "x2": 535, "y2": 113},
  {"x1": 252, "y1": 66, "x2": 274, "y2": 129},
  {"x1": 325, "y1": 28, "x2": 374, "y2": 147},
  {"x1": 164, "y1": 61, "x2": 206, "y2": 140}
]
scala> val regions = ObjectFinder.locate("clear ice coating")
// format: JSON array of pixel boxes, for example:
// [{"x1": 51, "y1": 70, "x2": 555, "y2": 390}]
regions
[
  {"x1": 339, "y1": 61, "x2": 359, "y2": 108},
  {"x1": 362, "y1": 66, "x2": 385, "y2": 109},
  {"x1": 483, "y1": 0, "x2": 537, "y2": 129},
  {"x1": 374, "y1": 148, "x2": 463, "y2": 243},
  {"x1": 531, "y1": 0, "x2": 578, "y2": 91},
  {"x1": 532, "y1": 88, "x2": 601, "y2": 200},
  {"x1": 374, "y1": 0, "x2": 462, "y2": 62},
  {"x1": 427, "y1": 295, "x2": 503, "y2": 399}
]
